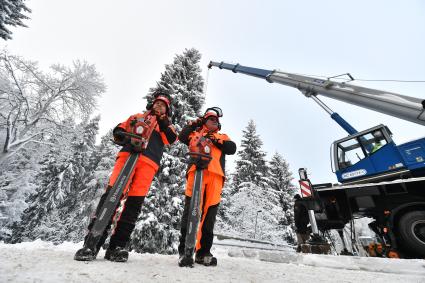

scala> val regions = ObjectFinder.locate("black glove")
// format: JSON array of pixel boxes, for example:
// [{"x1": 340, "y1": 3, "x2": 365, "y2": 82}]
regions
[
  {"x1": 189, "y1": 118, "x2": 203, "y2": 129},
  {"x1": 113, "y1": 129, "x2": 130, "y2": 145},
  {"x1": 158, "y1": 115, "x2": 171, "y2": 131},
  {"x1": 212, "y1": 138, "x2": 224, "y2": 149},
  {"x1": 205, "y1": 133, "x2": 223, "y2": 149},
  {"x1": 130, "y1": 137, "x2": 143, "y2": 152}
]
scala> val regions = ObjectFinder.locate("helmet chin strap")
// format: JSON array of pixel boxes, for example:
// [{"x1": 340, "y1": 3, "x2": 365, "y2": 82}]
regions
[{"x1": 205, "y1": 123, "x2": 219, "y2": 132}]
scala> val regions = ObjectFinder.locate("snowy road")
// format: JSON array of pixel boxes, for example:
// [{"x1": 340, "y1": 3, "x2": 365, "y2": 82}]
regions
[{"x1": 0, "y1": 241, "x2": 424, "y2": 283}]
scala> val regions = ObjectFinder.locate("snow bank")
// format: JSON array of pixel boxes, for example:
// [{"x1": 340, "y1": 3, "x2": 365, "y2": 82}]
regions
[
  {"x1": 0, "y1": 241, "x2": 424, "y2": 283},
  {"x1": 228, "y1": 248, "x2": 425, "y2": 276}
]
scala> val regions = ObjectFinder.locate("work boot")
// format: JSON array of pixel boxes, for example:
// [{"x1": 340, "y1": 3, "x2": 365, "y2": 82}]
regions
[
  {"x1": 340, "y1": 248, "x2": 354, "y2": 256},
  {"x1": 104, "y1": 246, "x2": 129, "y2": 262},
  {"x1": 178, "y1": 254, "x2": 194, "y2": 267},
  {"x1": 296, "y1": 245, "x2": 302, "y2": 253},
  {"x1": 195, "y1": 252, "x2": 217, "y2": 266},
  {"x1": 74, "y1": 247, "x2": 97, "y2": 261}
]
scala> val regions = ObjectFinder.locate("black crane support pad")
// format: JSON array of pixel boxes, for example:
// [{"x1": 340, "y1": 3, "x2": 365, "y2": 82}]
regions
[{"x1": 84, "y1": 153, "x2": 139, "y2": 251}]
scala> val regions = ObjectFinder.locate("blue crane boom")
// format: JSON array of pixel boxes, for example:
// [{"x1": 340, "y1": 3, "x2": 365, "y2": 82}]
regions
[{"x1": 208, "y1": 61, "x2": 425, "y2": 127}]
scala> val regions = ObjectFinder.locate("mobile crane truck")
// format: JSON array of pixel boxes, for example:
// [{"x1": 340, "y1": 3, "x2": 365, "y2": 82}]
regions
[{"x1": 208, "y1": 61, "x2": 425, "y2": 258}]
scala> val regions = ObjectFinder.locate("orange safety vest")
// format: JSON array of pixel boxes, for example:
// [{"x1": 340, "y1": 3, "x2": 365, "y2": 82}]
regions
[{"x1": 186, "y1": 127, "x2": 232, "y2": 177}]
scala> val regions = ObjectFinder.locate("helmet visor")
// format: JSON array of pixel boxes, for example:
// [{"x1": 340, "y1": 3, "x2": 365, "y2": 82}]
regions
[{"x1": 204, "y1": 107, "x2": 223, "y2": 118}]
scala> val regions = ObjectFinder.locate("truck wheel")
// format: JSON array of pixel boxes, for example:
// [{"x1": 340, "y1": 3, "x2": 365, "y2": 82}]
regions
[{"x1": 397, "y1": 210, "x2": 425, "y2": 257}]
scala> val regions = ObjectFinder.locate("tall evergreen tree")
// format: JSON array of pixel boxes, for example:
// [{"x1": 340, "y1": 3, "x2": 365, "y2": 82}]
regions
[
  {"x1": 146, "y1": 48, "x2": 204, "y2": 129},
  {"x1": 59, "y1": 117, "x2": 104, "y2": 241},
  {"x1": 226, "y1": 185, "x2": 292, "y2": 243},
  {"x1": 10, "y1": 117, "x2": 100, "y2": 243},
  {"x1": 65, "y1": 129, "x2": 119, "y2": 242},
  {"x1": 9, "y1": 133, "x2": 74, "y2": 243},
  {"x1": 130, "y1": 48, "x2": 205, "y2": 254},
  {"x1": 232, "y1": 119, "x2": 268, "y2": 192},
  {"x1": 268, "y1": 152, "x2": 296, "y2": 243},
  {"x1": 223, "y1": 121, "x2": 296, "y2": 244},
  {"x1": 0, "y1": 145, "x2": 46, "y2": 239}
]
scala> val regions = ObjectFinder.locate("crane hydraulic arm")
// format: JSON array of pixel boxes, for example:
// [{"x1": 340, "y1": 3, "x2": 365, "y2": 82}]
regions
[{"x1": 208, "y1": 61, "x2": 425, "y2": 127}]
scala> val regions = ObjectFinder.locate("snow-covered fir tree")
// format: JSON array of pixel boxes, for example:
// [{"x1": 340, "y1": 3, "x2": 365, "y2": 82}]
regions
[
  {"x1": 8, "y1": 130, "x2": 75, "y2": 243},
  {"x1": 215, "y1": 179, "x2": 233, "y2": 232},
  {"x1": 58, "y1": 117, "x2": 110, "y2": 242},
  {"x1": 145, "y1": 48, "x2": 204, "y2": 129},
  {"x1": 223, "y1": 121, "x2": 295, "y2": 244},
  {"x1": 225, "y1": 120, "x2": 274, "y2": 240},
  {"x1": 268, "y1": 152, "x2": 296, "y2": 243},
  {"x1": 130, "y1": 48, "x2": 205, "y2": 254},
  {"x1": 0, "y1": 0, "x2": 31, "y2": 40},
  {"x1": 0, "y1": 145, "x2": 45, "y2": 239},
  {"x1": 232, "y1": 119, "x2": 268, "y2": 192},
  {"x1": 224, "y1": 182, "x2": 285, "y2": 242},
  {"x1": 64, "y1": 129, "x2": 119, "y2": 242},
  {"x1": 9, "y1": 117, "x2": 100, "y2": 243}
]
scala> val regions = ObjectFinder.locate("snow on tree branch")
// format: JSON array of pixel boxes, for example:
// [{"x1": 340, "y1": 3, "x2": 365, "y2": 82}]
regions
[
  {"x1": 0, "y1": 0, "x2": 31, "y2": 40},
  {"x1": 0, "y1": 51, "x2": 105, "y2": 165}
]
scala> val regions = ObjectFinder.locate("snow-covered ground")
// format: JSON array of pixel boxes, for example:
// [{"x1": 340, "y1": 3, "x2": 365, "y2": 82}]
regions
[{"x1": 1, "y1": 240, "x2": 424, "y2": 283}]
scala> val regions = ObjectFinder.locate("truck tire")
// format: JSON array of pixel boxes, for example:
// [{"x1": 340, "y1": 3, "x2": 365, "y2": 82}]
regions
[{"x1": 397, "y1": 210, "x2": 425, "y2": 257}]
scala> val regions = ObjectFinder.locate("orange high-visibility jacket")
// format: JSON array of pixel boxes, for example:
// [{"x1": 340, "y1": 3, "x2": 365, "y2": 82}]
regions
[
  {"x1": 113, "y1": 111, "x2": 177, "y2": 169},
  {"x1": 179, "y1": 124, "x2": 236, "y2": 177}
]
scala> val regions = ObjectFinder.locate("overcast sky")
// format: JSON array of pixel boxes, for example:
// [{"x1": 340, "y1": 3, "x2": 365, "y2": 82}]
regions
[{"x1": 3, "y1": 0, "x2": 425, "y2": 184}]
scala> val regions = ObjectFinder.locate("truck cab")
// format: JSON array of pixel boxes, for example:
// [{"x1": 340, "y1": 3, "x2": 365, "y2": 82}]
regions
[{"x1": 333, "y1": 125, "x2": 408, "y2": 183}]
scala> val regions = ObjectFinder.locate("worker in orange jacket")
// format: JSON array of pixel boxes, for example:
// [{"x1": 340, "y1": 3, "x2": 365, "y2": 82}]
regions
[
  {"x1": 74, "y1": 91, "x2": 177, "y2": 262},
  {"x1": 178, "y1": 107, "x2": 236, "y2": 266}
]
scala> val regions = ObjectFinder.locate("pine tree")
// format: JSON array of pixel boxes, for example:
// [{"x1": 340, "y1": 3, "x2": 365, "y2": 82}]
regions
[
  {"x1": 232, "y1": 119, "x2": 268, "y2": 192},
  {"x1": 65, "y1": 129, "x2": 119, "y2": 242},
  {"x1": 268, "y1": 152, "x2": 296, "y2": 243},
  {"x1": 0, "y1": 0, "x2": 31, "y2": 40},
  {"x1": 130, "y1": 150, "x2": 187, "y2": 254},
  {"x1": 9, "y1": 135, "x2": 73, "y2": 243},
  {"x1": 60, "y1": 117, "x2": 105, "y2": 241},
  {"x1": 215, "y1": 179, "x2": 233, "y2": 230},
  {"x1": 130, "y1": 48, "x2": 205, "y2": 254},
  {"x1": 222, "y1": 121, "x2": 296, "y2": 244},
  {"x1": 0, "y1": 146, "x2": 46, "y2": 239},
  {"x1": 146, "y1": 48, "x2": 204, "y2": 129},
  {"x1": 10, "y1": 118, "x2": 100, "y2": 243}
]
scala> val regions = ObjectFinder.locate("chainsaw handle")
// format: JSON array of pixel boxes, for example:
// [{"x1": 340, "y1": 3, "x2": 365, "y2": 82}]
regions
[
  {"x1": 112, "y1": 131, "x2": 146, "y2": 149},
  {"x1": 185, "y1": 152, "x2": 212, "y2": 160},
  {"x1": 121, "y1": 132, "x2": 144, "y2": 140}
]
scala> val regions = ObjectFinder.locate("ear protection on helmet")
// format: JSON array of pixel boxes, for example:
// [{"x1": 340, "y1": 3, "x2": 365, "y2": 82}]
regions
[{"x1": 202, "y1": 107, "x2": 222, "y2": 131}]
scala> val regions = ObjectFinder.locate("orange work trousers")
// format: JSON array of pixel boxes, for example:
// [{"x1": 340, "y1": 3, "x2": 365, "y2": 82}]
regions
[
  {"x1": 185, "y1": 170, "x2": 224, "y2": 251},
  {"x1": 108, "y1": 152, "x2": 157, "y2": 197}
]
